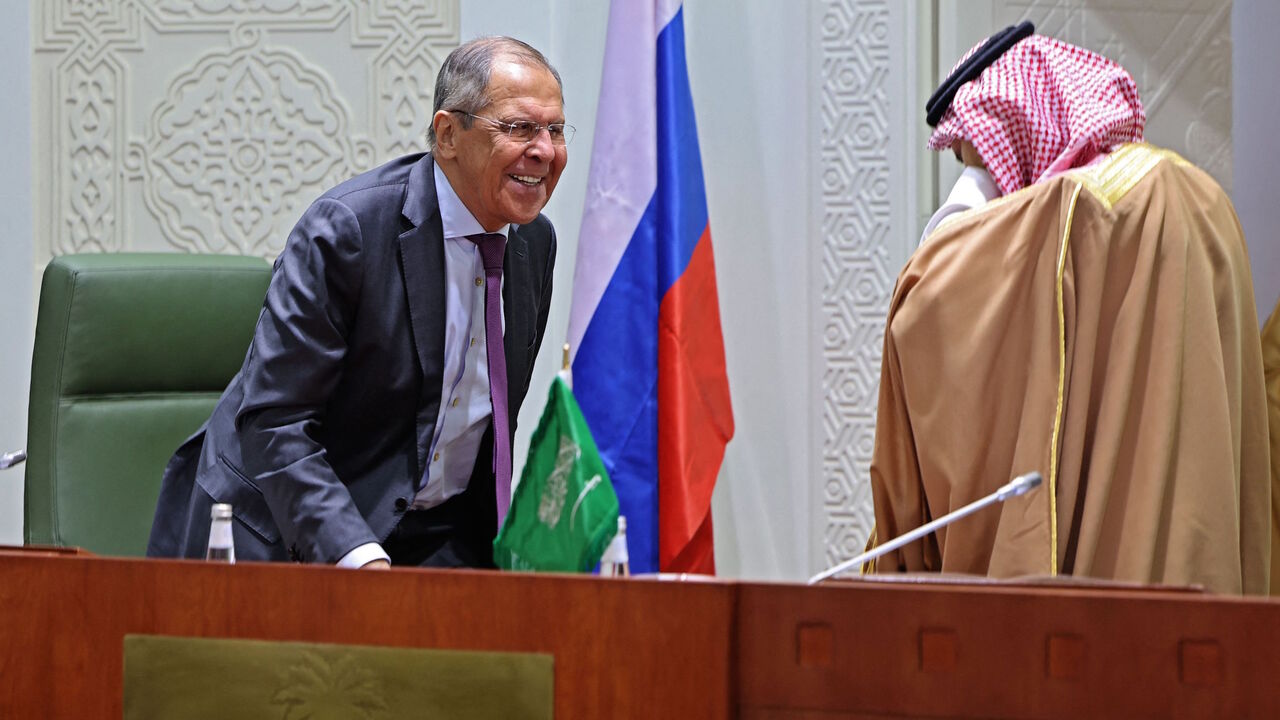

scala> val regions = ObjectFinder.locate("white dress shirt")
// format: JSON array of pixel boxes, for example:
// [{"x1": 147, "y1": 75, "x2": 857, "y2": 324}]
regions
[{"x1": 338, "y1": 164, "x2": 506, "y2": 568}]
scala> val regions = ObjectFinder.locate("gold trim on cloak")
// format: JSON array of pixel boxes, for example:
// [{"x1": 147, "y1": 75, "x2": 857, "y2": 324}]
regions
[
  {"x1": 1068, "y1": 143, "x2": 1191, "y2": 210},
  {"x1": 1049, "y1": 182, "x2": 1084, "y2": 576},
  {"x1": 1045, "y1": 144, "x2": 1186, "y2": 574},
  {"x1": 937, "y1": 143, "x2": 1190, "y2": 228},
  {"x1": 860, "y1": 527, "x2": 877, "y2": 574}
]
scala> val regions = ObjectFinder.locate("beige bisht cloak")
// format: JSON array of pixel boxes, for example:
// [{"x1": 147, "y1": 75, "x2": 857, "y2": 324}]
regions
[
  {"x1": 1264, "y1": 300, "x2": 1280, "y2": 595},
  {"x1": 869, "y1": 144, "x2": 1270, "y2": 595}
]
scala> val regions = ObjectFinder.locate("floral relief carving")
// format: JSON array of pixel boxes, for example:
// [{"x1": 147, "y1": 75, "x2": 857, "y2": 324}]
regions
[
  {"x1": 377, "y1": 0, "x2": 436, "y2": 16},
  {"x1": 68, "y1": 0, "x2": 115, "y2": 24},
  {"x1": 57, "y1": 0, "x2": 129, "y2": 32},
  {"x1": 353, "y1": 1, "x2": 459, "y2": 159},
  {"x1": 129, "y1": 31, "x2": 375, "y2": 254},
  {"x1": 271, "y1": 650, "x2": 389, "y2": 720},
  {"x1": 359, "y1": 0, "x2": 455, "y2": 37},
  {"x1": 63, "y1": 59, "x2": 119, "y2": 254},
  {"x1": 379, "y1": 54, "x2": 438, "y2": 156},
  {"x1": 1183, "y1": 27, "x2": 1232, "y2": 192},
  {"x1": 35, "y1": 0, "x2": 459, "y2": 260},
  {"x1": 151, "y1": 0, "x2": 340, "y2": 22},
  {"x1": 1008, "y1": 0, "x2": 1233, "y2": 190}
]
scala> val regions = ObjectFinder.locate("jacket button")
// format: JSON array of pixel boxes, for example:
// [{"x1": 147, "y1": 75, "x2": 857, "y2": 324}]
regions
[{"x1": 394, "y1": 497, "x2": 409, "y2": 512}]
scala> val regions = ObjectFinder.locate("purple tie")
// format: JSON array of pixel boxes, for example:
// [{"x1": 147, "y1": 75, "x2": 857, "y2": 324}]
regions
[{"x1": 470, "y1": 233, "x2": 512, "y2": 527}]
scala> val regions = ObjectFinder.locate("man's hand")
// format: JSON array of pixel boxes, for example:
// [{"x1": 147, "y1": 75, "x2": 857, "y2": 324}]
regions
[{"x1": 361, "y1": 559, "x2": 391, "y2": 570}]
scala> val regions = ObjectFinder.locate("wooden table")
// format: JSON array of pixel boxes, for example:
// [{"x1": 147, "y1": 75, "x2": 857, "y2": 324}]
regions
[{"x1": 3, "y1": 548, "x2": 1278, "y2": 718}]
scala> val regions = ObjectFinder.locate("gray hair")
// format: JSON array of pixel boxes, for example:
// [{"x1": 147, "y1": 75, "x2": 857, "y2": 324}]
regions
[{"x1": 428, "y1": 36, "x2": 564, "y2": 150}]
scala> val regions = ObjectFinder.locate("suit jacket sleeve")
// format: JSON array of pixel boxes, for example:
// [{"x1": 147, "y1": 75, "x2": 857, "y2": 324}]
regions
[{"x1": 235, "y1": 197, "x2": 377, "y2": 564}]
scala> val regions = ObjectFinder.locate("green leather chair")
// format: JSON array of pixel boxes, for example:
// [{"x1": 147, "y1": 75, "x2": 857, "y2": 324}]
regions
[{"x1": 24, "y1": 253, "x2": 272, "y2": 556}]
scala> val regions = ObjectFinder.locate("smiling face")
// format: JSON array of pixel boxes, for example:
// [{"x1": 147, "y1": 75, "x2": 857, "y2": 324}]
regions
[{"x1": 432, "y1": 58, "x2": 567, "y2": 231}]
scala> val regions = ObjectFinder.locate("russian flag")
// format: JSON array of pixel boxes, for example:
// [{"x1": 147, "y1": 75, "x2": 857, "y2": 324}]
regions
[{"x1": 567, "y1": 0, "x2": 734, "y2": 575}]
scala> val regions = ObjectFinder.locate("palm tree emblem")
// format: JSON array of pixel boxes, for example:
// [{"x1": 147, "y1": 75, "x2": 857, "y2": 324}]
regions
[{"x1": 270, "y1": 650, "x2": 389, "y2": 719}]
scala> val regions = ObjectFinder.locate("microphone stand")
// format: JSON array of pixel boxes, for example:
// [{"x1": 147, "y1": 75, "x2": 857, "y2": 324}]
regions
[{"x1": 808, "y1": 471, "x2": 1043, "y2": 585}]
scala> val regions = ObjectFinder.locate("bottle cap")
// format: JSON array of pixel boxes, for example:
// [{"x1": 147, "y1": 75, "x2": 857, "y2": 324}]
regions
[{"x1": 211, "y1": 503, "x2": 233, "y2": 520}]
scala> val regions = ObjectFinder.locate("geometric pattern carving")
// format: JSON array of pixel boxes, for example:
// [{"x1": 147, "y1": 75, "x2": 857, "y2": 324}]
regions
[
  {"x1": 819, "y1": 0, "x2": 898, "y2": 567},
  {"x1": 125, "y1": 30, "x2": 376, "y2": 255},
  {"x1": 35, "y1": 0, "x2": 459, "y2": 260},
  {"x1": 1004, "y1": 1, "x2": 1233, "y2": 191}
]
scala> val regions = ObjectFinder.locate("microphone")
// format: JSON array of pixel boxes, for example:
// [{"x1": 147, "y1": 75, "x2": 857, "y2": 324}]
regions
[
  {"x1": 0, "y1": 450, "x2": 25, "y2": 470},
  {"x1": 808, "y1": 471, "x2": 1043, "y2": 585}
]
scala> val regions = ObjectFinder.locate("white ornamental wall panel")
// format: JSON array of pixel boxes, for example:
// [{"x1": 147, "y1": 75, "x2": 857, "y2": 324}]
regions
[
  {"x1": 815, "y1": 0, "x2": 921, "y2": 571},
  {"x1": 1006, "y1": 1, "x2": 1233, "y2": 191},
  {"x1": 34, "y1": 0, "x2": 460, "y2": 262},
  {"x1": 937, "y1": 1, "x2": 1232, "y2": 196}
]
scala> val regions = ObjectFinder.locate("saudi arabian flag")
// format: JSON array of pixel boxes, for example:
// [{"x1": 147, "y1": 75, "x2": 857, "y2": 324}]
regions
[{"x1": 494, "y1": 373, "x2": 620, "y2": 572}]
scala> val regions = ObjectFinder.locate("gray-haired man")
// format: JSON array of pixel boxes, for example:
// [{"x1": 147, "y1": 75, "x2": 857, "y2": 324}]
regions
[{"x1": 148, "y1": 36, "x2": 568, "y2": 569}]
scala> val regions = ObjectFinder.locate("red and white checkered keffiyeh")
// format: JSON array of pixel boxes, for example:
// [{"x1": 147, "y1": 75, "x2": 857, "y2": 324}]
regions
[{"x1": 929, "y1": 34, "x2": 1145, "y2": 196}]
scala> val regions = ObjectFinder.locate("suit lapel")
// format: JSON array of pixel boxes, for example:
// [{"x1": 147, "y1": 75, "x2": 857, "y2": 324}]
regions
[
  {"x1": 503, "y1": 224, "x2": 534, "y2": 420},
  {"x1": 397, "y1": 154, "x2": 446, "y2": 478},
  {"x1": 396, "y1": 153, "x2": 537, "y2": 470}
]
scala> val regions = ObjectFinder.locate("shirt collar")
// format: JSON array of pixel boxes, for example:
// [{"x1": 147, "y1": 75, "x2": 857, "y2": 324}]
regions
[
  {"x1": 947, "y1": 165, "x2": 1001, "y2": 209},
  {"x1": 433, "y1": 162, "x2": 510, "y2": 240},
  {"x1": 919, "y1": 166, "x2": 1001, "y2": 244}
]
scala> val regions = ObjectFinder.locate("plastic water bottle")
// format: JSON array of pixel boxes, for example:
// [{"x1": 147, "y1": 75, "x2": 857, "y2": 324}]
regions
[
  {"x1": 599, "y1": 516, "x2": 629, "y2": 577},
  {"x1": 205, "y1": 503, "x2": 236, "y2": 563}
]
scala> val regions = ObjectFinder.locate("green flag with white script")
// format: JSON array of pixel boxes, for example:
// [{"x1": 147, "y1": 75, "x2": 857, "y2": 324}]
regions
[{"x1": 494, "y1": 373, "x2": 619, "y2": 572}]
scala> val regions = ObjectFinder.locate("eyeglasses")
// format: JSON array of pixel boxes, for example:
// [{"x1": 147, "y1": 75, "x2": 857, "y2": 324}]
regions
[{"x1": 452, "y1": 111, "x2": 576, "y2": 146}]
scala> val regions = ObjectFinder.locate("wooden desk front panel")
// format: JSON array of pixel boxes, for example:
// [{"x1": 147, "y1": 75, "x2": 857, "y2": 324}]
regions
[
  {"x1": 0, "y1": 553, "x2": 734, "y2": 719},
  {"x1": 736, "y1": 579, "x2": 1280, "y2": 719}
]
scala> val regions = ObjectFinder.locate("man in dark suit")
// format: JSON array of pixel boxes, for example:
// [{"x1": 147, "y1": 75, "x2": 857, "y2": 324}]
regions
[{"x1": 147, "y1": 36, "x2": 567, "y2": 569}]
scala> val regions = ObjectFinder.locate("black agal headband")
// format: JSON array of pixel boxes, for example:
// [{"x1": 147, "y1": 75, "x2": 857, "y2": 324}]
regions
[{"x1": 925, "y1": 21, "x2": 1035, "y2": 127}]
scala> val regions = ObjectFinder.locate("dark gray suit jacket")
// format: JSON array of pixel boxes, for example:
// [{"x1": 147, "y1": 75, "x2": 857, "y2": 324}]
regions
[{"x1": 147, "y1": 153, "x2": 556, "y2": 564}]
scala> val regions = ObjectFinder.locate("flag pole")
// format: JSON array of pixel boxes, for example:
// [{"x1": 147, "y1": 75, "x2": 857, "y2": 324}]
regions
[{"x1": 561, "y1": 343, "x2": 572, "y2": 388}]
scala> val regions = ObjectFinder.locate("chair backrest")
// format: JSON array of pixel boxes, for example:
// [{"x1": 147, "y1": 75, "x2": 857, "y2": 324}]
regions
[{"x1": 24, "y1": 253, "x2": 271, "y2": 556}]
